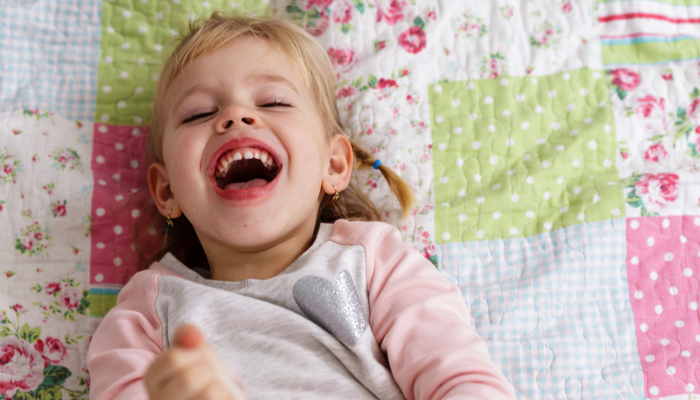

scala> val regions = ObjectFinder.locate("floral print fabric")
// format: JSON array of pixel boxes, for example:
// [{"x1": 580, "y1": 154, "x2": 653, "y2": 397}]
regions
[
  {"x1": 0, "y1": 111, "x2": 93, "y2": 399},
  {"x1": 611, "y1": 66, "x2": 700, "y2": 217}
]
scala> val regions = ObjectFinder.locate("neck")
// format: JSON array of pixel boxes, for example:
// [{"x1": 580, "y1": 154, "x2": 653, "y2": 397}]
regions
[{"x1": 202, "y1": 220, "x2": 318, "y2": 282}]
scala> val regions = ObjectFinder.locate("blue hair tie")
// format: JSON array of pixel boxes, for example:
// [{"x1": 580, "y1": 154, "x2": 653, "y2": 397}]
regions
[{"x1": 373, "y1": 160, "x2": 382, "y2": 170}]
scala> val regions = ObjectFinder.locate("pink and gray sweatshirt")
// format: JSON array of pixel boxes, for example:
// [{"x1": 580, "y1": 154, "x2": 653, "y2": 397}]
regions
[{"x1": 87, "y1": 220, "x2": 516, "y2": 400}]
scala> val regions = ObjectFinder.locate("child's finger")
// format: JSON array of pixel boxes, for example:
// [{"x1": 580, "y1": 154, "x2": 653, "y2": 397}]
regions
[
  {"x1": 149, "y1": 360, "x2": 220, "y2": 400},
  {"x1": 199, "y1": 379, "x2": 247, "y2": 400},
  {"x1": 173, "y1": 323, "x2": 204, "y2": 349},
  {"x1": 144, "y1": 347, "x2": 207, "y2": 392}
]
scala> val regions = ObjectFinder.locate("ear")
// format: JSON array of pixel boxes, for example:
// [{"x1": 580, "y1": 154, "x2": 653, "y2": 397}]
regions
[
  {"x1": 321, "y1": 135, "x2": 353, "y2": 195},
  {"x1": 147, "y1": 162, "x2": 183, "y2": 219}
]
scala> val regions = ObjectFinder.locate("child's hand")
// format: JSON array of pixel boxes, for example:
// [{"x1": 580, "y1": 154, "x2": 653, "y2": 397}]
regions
[{"x1": 144, "y1": 324, "x2": 246, "y2": 400}]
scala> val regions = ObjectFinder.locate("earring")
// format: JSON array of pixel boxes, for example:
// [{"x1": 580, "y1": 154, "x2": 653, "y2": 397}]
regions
[
  {"x1": 166, "y1": 209, "x2": 174, "y2": 228},
  {"x1": 332, "y1": 185, "x2": 340, "y2": 201}
]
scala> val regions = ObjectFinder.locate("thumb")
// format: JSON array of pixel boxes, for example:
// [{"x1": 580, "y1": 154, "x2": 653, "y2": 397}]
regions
[{"x1": 173, "y1": 324, "x2": 204, "y2": 349}]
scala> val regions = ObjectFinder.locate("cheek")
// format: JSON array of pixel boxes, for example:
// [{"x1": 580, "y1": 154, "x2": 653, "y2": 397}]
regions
[
  {"x1": 292, "y1": 139, "x2": 328, "y2": 180},
  {"x1": 163, "y1": 134, "x2": 206, "y2": 189}
]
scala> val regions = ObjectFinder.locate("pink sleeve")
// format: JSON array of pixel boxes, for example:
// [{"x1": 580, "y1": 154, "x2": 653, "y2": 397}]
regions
[
  {"x1": 330, "y1": 221, "x2": 516, "y2": 400},
  {"x1": 87, "y1": 264, "x2": 178, "y2": 400}
]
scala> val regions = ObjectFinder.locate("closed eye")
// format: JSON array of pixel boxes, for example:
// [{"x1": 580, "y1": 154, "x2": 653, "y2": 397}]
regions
[
  {"x1": 260, "y1": 99, "x2": 292, "y2": 108},
  {"x1": 182, "y1": 111, "x2": 216, "y2": 124}
]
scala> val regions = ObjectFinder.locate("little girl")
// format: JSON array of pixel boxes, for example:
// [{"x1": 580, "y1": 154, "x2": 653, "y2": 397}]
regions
[{"x1": 87, "y1": 14, "x2": 515, "y2": 400}]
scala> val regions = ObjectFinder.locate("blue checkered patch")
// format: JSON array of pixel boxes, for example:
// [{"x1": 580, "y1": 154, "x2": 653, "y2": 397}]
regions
[
  {"x1": 437, "y1": 219, "x2": 645, "y2": 399},
  {"x1": 0, "y1": 0, "x2": 100, "y2": 121}
]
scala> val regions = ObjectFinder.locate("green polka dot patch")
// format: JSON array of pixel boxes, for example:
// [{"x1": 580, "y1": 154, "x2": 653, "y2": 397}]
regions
[
  {"x1": 430, "y1": 71, "x2": 624, "y2": 244},
  {"x1": 96, "y1": 0, "x2": 270, "y2": 126}
]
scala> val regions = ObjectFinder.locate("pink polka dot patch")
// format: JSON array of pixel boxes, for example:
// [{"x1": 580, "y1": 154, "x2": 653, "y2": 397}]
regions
[
  {"x1": 90, "y1": 124, "x2": 152, "y2": 285},
  {"x1": 627, "y1": 216, "x2": 700, "y2": 398}
]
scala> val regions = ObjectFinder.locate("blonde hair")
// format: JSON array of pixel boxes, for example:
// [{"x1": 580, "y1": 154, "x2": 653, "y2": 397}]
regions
[{"x1": 136, "y1": 13, "x2": 414, "y2": 270}]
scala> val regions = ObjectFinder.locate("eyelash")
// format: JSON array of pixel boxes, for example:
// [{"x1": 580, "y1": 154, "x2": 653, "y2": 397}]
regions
[
  {"x1": 182, "y1": 112, "x2": 215, "y2": 124},
  {"x1": 181, "y1": 99, "x2": 292, "y2": 124},
  {"x1": 260, "y1": 98, "x2": 292, "y2": 108}
]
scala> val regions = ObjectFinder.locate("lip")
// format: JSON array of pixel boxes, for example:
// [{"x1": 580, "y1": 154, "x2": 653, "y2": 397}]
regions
[{"x1": 207, "y1": 137, "x2": 283, "y2": 202}]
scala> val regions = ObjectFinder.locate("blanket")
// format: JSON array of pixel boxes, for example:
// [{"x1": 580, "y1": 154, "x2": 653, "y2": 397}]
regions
[{"x1": 1, "y1": 0, "x2": 699, "y2": 398}]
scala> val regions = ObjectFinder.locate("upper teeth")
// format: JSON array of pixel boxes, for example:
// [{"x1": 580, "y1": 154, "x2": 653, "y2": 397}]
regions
[{"x1": 216, "y1": 147, "x2": 277, "y2": 178}]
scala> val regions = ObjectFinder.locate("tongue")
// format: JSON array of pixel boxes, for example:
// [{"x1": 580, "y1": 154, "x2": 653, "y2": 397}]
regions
[{"x1": 223, "y1": 179, "x2": 269, "y2": 191}]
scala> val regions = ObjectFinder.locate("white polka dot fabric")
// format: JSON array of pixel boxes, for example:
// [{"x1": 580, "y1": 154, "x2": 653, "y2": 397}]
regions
[{"x1": 90, "y1": 124, "x2": 151, "y2": 285}]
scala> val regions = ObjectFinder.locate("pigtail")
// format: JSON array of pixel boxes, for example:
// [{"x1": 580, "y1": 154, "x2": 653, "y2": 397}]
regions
[{"x1": 350, "y1": 140, "x2": 415, "y2": 221}]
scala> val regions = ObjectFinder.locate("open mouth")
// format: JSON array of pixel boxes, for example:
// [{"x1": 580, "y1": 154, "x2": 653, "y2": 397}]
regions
[{"x1": 214, "y1": 147, "x2": 279, "y2": 191}]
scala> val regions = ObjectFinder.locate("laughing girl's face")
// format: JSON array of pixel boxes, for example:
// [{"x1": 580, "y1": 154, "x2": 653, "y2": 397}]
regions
[{"x1": 148, "y1": 37, "x2": 349, "y2": 278}]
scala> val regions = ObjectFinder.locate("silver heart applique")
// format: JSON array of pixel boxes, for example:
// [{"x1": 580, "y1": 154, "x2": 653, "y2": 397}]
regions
[{"x1": 293, "y1": 270, "x2": 368, "y2": 347}]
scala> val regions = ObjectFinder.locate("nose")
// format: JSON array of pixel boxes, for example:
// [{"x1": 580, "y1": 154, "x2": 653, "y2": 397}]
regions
[{"x1": 216, "y1": 105, "x2": 259, "y2": 133}]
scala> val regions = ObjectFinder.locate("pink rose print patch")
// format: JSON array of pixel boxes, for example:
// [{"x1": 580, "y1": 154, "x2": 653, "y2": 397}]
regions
[
  {"x1": 624, "y1": 173, "x2": 680, "y2": 217},
  {"x1": 608, "y1": 68, "x2": 640, "y2": 100},
  {"x1": 0, "y1": 337, "x2": 45, "y2": 398}
]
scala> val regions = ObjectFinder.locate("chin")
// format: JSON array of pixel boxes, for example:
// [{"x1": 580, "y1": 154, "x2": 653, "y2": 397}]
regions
[
  {"x1": 220, "y1": 226, "x2": 287, "y2": 249},
  {"x1": 214, "y1": 212, "x2": 315, "y2": 247}
]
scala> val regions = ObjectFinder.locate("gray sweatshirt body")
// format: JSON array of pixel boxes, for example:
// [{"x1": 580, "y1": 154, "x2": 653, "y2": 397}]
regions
[{"x1": 154, "y1": 224, "x2": 405, "y2": 399}]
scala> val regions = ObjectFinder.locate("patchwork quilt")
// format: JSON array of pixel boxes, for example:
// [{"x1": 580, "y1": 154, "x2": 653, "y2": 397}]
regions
[{"x1": 1, "y1": 0, "x2": 699, "y2": 398}]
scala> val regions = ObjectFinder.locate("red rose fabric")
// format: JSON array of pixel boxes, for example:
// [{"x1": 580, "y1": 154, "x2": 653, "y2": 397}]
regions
[
  {"x1": 0, "y1": 338, "x2": 45, "y2": 398},
  {"x1": 610, "y1": 69, "x2": 640, "y2": 92},
  {"x1": 376, "y1": 0, "x2": 406, "y2": 25},
  {"x1": 398, "y1": 26, "x2": 426, "y2": 54},
  {"x1": 644, "y1": 144, "x2": 668, "y2": 163},
  {"x1": 331, "y1": 0, "x2": 353, "y2": 24},
  {"x1": 635, "y1": 173, "x2": 679, "y2": 214},
  {"x1": 34, "y1": 337, "x2": 67, "y2": 367},
  {"x1": 327, "y1": 48, "x2": 355, "y2": 73}
]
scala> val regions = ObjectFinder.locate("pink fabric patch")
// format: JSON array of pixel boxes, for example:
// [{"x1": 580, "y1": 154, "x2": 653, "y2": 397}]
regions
[
  {"x1": 90, "y1": 124, "x2": 150, "y2": 285},
  {"x1": 627, "y1": 216, "x2": 700, "y2": 397}
]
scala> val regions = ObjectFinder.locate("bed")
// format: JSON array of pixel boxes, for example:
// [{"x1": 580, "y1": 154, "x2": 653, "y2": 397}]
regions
[{"x1": 1, "y1": 0, "x2": 699, "y2": 398}]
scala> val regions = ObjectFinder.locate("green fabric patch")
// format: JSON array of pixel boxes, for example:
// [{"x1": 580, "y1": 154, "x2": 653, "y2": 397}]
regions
[
  {"x1": 602, "y1": 39, "x2": 700, "y2": 66},
  {"x1": 89, "y1": 292, "x2": 119, "y2": 318},
  {"x1": 96, "y1": 0, "x2": 270, "y2": 126},
  {"x1": 430, "y1": 71, "x2": 624, "y2": 244}
]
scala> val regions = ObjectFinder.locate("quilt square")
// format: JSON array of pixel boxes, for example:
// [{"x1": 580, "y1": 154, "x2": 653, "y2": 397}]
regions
[
  {"x1": 434, "y1": 1, "x2": 602, "y2": 81},
  {"x1": 1, "y1": 110, "x2": 93, "y2": 272},
  {"x1": 0, "y1": 110, "x2": 93, "y2": 397},
  {"x1": 607, "y1": 66, "x2": 700, "y2": 217},
  {"x1": 0, "y1": 1, "x2": 101, "y2": 121},
  {"x1": 598, "y1": 1, "x2": 700, "y2": 68},
  {"x1": 437, "y1": 219, "x2": 645, "y2": 399},
  {"x1": 430, "y1": 71, "x2": 624, "y2": 244},
  {"x1": 90, "y1": 124, "x2": 149, "y2": 293},
  {"x1": 626, "y1": 216, "x2": 700, "y2": 398}
]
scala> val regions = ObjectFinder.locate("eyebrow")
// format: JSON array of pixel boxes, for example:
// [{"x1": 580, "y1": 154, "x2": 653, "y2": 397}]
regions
[
  {"x1": 170, "y1": 73, "x2": 299, "y2": 114},
  {"x1": 170, "y1": 84, "x2": 217, "y2": 114},
  {"x1": 245, "y1": 73, "x2": 299, "y2": 94}
]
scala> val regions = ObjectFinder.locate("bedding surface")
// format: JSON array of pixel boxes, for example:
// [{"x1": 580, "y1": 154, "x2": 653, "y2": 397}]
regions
[{"x1": 1, "y1": 0, "x2": 699, "y2": 398}]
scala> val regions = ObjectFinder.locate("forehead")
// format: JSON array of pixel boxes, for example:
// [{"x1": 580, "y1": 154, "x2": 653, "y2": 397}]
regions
[{"x1": 169, "y1": 37, "x2": 304, "y2": 96}]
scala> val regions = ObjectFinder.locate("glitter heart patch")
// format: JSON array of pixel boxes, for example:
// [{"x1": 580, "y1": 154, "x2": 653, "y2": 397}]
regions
[{"x1": 292, "y1": 270, "x2": 368, "y2": 347}]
